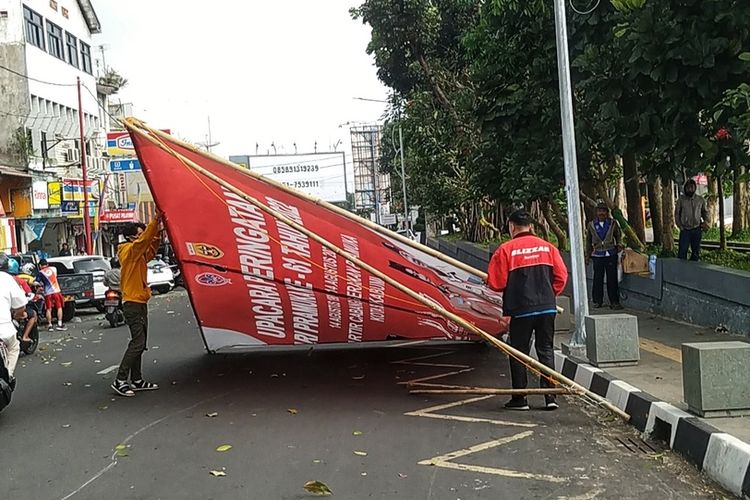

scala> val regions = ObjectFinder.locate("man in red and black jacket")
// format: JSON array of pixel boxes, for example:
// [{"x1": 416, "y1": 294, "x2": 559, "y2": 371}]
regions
[{"x1": 487, "y1": 209, "x2": 568, "y2": 411}]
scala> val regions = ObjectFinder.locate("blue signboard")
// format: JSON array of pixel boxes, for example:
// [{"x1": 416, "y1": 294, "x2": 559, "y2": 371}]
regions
[
  {"x1": 61, "y1": 200, "x2": 80, "y2": 215},
  {"x1": 109, "y1": 159, "x2": 142, "y2": 172}
]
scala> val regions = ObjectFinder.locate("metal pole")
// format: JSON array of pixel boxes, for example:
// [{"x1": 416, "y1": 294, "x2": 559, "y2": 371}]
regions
[
  {"x1": 553, "y1": 0, "x2": 588, "y2": 345},
  {"x1": 398, "y1": 122, "x2": 408, "y2": 230},
  {"x1": 77, "y1": 77, "x2": 93, "y2": 255},
  {"x1": 369, "y1": 130, "x2": 380, "y2": 225}
]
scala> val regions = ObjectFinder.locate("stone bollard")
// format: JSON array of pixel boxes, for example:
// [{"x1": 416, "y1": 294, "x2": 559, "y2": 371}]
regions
[
  {"x1": 585, "y1": 314, "x2": 640, "y2": 367},
  {"x1": 555, "y1": 296, "x2": 572, "y2": 334},
  {"x1": 681, "y1": 341, "x2": 750, "y2": 418}
]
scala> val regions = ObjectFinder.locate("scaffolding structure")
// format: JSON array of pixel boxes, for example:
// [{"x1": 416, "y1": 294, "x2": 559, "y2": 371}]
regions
[{"x1": 350, "y1": 125, "x2": 391, "y2": 224}]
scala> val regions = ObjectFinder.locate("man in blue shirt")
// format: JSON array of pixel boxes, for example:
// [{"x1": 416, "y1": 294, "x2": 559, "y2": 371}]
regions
[{"x1": 585, "y1": 202, "x2": 623, "y2": 309}]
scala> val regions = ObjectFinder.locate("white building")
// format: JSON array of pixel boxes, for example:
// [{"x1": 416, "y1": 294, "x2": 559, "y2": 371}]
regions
[{"x1": 0, "y1": 0, "x2": 106, "y2": 255}]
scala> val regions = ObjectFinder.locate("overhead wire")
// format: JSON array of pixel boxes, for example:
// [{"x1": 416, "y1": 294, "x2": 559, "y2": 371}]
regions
[{"x1": 0, "y1": 62, "x2": 78, "y2": 86}]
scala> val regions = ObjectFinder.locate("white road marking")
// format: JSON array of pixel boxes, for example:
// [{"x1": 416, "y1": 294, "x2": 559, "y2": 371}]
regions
[{"x1": 96, "y1": 365, "x2": 119, "y2": 375}]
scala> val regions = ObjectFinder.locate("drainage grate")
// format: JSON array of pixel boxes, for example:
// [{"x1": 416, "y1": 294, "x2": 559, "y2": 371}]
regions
[{"x1": 607, "y1": 434, "x2": 663, "y2": 455}]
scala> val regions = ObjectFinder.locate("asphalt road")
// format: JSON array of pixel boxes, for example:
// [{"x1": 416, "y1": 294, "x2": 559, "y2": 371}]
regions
[{"x1": 1, "y1": 290, "x2": 726, "y2": 500}]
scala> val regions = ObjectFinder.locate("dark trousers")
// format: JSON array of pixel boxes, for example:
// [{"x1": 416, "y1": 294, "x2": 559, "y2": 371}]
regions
[
  {"x1": 592, "y1": 254, "x2": 619, "y2": 306},
  {"x1": 678, "y1": 228, "x2": 701, "y2": 261},
  {"x1": 508, "y1": 314, "x2": 556, "y2": 392},
  {"x1": 116, "y1": 302, "x2": 148, "y2": 381}
]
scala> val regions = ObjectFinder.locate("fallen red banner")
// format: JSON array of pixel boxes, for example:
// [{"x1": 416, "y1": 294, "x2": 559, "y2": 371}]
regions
[{"x1": 130, "y1": 129, "x2": 509, "y2": 352}]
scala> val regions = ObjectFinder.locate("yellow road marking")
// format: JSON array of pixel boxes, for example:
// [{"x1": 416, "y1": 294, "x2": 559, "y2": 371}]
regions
[
  {"x1": 405, "y1": 396, "x2": 536, "y2": 428},
  {"x1": 418, "y1": 431, "x2": 566, "y2": 483},
  {"x1": 639, "y1": 338, "x2": 682, "y2": 363}
]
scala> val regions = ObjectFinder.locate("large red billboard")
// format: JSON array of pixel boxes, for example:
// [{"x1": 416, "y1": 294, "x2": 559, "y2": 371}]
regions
[{"x1": 131, "y1": 130, "x2": 509, "y2": 352}]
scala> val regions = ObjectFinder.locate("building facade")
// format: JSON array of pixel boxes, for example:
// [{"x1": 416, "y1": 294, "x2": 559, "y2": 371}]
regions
[{"x1": 0, "y1": 0, "x2": 105, "y2": 256}]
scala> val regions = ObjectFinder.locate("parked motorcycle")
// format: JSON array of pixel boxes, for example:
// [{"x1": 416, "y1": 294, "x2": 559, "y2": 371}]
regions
[{"x1": 104, "y1": 288, "x2": 124, "y2": 328}]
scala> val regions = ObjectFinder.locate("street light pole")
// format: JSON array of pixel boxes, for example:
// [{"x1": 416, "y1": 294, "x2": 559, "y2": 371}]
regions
[
  {"x1": 553, "y1": 0, "x2": 589, "y2": 345},
  {"x1": 77, "y1": 76, "x2": 93, "y2": 255}
]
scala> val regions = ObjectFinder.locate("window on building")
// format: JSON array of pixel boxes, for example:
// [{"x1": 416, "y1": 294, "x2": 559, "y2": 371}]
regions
[
  {"x1": 46, "y1": 20, "x2": 63, "y2": 60},
  {"x1": 23, "y1": 6, "x2": 45, "y2": 50},
  {"x1": 65, "y1": 32, "x2": 78, "y2": 68},
  {"x1": 80, "y1": 42, "x2": 92, "y2": 74}
]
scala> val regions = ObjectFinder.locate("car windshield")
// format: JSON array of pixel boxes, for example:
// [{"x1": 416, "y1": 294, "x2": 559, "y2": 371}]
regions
[{"x1": 72, "y1": 258, "x2": 110, "y2": 273}]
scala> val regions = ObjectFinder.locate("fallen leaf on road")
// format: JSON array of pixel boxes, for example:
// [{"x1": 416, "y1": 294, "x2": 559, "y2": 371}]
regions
[
  {"x1": 167, "y1": 311, "x2": 175, "y2": 314},
  {"x1": 99, "y1": 406, "x2": 108, "y2": 411},
  {"x1": 60, "y1": 362, "x2": 72, "y2": 367},
  {"x1": 360, "y1": 472, "x2": 367, "y2": 477},
  {"x1": 63, "y1": 382, "x2": 72, "y2": 386},
  {"x1": 353, "y1": 451, "x2": 368, "y2": 457},
  {"x1": 288, "y1": 408, "x2": 298, "y2": 415},
  {"x1": 209, "y1": 470, "x2": 226, "y2": 477},
  {"x1": 313, "y1": 459, "x2": 322, "y2": 464},
  {"x1": 62, "y1": 424, "x2": 70, "y2": 428},
  {"x1": 353, "y1": 431, "x2": 363, "y2": 436},
  {"x1": 206, "y1": 412, "x2": 219, "y2": 418},
  {"x1": 84, "y1": 384, "x2": 91, "y2": 388},
  {"x1": 216, "y1": 444, "x2": 232, "y2": 452},
  {"x1": 114, "y1": 444, "x2": 129, "y2": 457},
  {"x1": 94, "y1": 360, "x2": 101, "y2": 363},
  {"x1": 303, "y1": 480, "x2": 333, "y2": 496},
  {"x1": 398, "y1": 473, "x2": 407, "y2": 478},
  {"x1": 351, "y1": 375, "x2": 365, "y2": 380}
]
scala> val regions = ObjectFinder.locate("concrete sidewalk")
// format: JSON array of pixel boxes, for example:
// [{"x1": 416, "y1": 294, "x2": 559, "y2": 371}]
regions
[{"x1": 555, "y1": 306, "x2": 750, "y2": 497}]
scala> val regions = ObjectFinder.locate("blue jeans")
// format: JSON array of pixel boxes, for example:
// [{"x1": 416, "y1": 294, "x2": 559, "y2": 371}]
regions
[{"x1": 678, "y1": 227, "x2": 701, "y2": 261}]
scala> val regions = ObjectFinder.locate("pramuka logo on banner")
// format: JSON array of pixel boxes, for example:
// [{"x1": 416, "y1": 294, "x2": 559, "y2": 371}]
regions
[
  {"x1": 186, "y1": 242, "x2": 224, "y2": 260},
  {"x1": 195, "y1": 273, "x2": 231, "y2": 287}
]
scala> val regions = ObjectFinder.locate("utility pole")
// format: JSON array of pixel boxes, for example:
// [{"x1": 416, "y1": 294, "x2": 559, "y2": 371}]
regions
[
  {"x1": 199, "y1": 115, "x2": 219, "y2": 152},
  {"x1": 553, "y1": 0, "x2": 589, "y2": 345},
  {"x1": 77, "y1": 77, "x2": 93, "y2": 255},
  {"x1": 398, "y1": 120, "x2": 408, "y2": 230}
]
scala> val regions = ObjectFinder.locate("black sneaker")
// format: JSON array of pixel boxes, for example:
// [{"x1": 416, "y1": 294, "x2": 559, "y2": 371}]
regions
[
  {"x1": 130, "y1": 380, "x2": 159, "y2": 391},
  {"x1": 111, "y1": 379, "x2": 135, "y2": 397},
  {"x1": 504, "y1": 398, "x2": 530, "y2": 411},
  {"x1": 544, "y1": 396, "x2": 559, "y2": 411},
  {"x1": 593, "y1": 303, "x2": 604, "y2": 309}
]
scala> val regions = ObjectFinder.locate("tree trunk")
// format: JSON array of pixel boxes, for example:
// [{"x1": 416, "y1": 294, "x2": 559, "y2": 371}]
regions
[
  {"x1": 622, "y1": 152, "x2": 646, "y2": 244},
  {"x1": 542, "y1": 200, "x2": 568, "y2": 250},
  {"x1": 647, "y1": 178, "x2": 663, "y2": 245},
  {"x1": 744, "y1": 180, "x2": 750, "y2": 234},
  {"x1": 661, "y1": 177, "x2": 676, "y2": 252},
  {"x1": 706, "y1": 176, "x2": 718, "y2": 227},
  {"x1": 731, "y1": 166, "x2": 746, "y2": 237},
  {"x1": 718, "y1": 175, "x2": 727, "y2": 251}
]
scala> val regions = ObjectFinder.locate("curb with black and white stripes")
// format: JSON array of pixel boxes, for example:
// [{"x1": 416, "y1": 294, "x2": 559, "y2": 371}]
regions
[{"x1": 554, "y1": 351, "x2": 750, "y2": 499}]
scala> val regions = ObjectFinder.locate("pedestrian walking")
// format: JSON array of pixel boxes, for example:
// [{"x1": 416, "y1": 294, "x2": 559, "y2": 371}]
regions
[
  {"x1": 487, "y1": 209, "x2": 568, "y2": 411},
  {"x1": 585, "y1": 202, "x2": 623, "y2": 310},
  {"x1": 111, "y1": 217, "x2": 162, "y2": 397},
  {"x1": 675, "y1": 179, "x2": 708, "y2": 261},
  {"x1": 36, "y1": 259, "x2": 67, "y2": 331}
]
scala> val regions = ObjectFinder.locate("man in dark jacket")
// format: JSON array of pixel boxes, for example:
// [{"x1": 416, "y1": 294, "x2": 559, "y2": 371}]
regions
[
  {"x1": 585, "y1": 202, "x2": 623, "y2": 309},
  {"x1": 487, "y1": 209, "x2": 568, "y2": 411},
  {"x1": 675, "y1": 179, "x2": 708, "y2": 261}
]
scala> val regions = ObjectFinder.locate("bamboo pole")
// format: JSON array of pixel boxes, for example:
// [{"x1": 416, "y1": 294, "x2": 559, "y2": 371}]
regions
[
  {"x1": 123, "y1": 120, "x2": 629, "y2": 422},
  {"x1": 410, "y1": 388, "x2": 573, "y2": 396},
  {"x1": 131, "y1": 119, "x2": 489, "y2": 280}
]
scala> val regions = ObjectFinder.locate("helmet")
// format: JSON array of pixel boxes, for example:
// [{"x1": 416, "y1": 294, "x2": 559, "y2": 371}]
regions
[
  {"x1": 22, "y1": 263, "x2": 35, "y2": 275},
  {"x1": 0, "y1": 253, "x2": 9, "y2": 272},
  {"x1": 6, "y1": 259, "x2": 19, "y2": 275}
]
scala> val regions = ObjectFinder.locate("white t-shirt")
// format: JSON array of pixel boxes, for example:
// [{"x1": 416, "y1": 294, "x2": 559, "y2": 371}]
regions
[{"x1": 0, "y1": 271, "x2": 28, "y2": 341}]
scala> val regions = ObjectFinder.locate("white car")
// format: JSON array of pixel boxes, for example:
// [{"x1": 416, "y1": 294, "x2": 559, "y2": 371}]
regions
[
  {"x1": 148, "y1": 258, "x2": 174, "y2": 294},
  {"x1": 47, "y1": 255, "x2": 111, "y2": 309}
]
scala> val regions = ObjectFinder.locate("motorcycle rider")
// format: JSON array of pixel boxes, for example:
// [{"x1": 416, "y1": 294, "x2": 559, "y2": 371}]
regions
[
  {"x1": 7, "y1": 259, "x2": 38, "y2": 347},
  {"x1": 0, "y1": 254, "x2": 30, "y2": 382},
  {"x1": 104, "y1": 257, "x2": 121, "y2": 291}
]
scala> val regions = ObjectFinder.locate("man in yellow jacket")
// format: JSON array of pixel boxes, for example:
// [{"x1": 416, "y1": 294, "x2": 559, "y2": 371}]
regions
[{"x1": 111, "y1": 214, "x2": 162, "y2": 397}]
